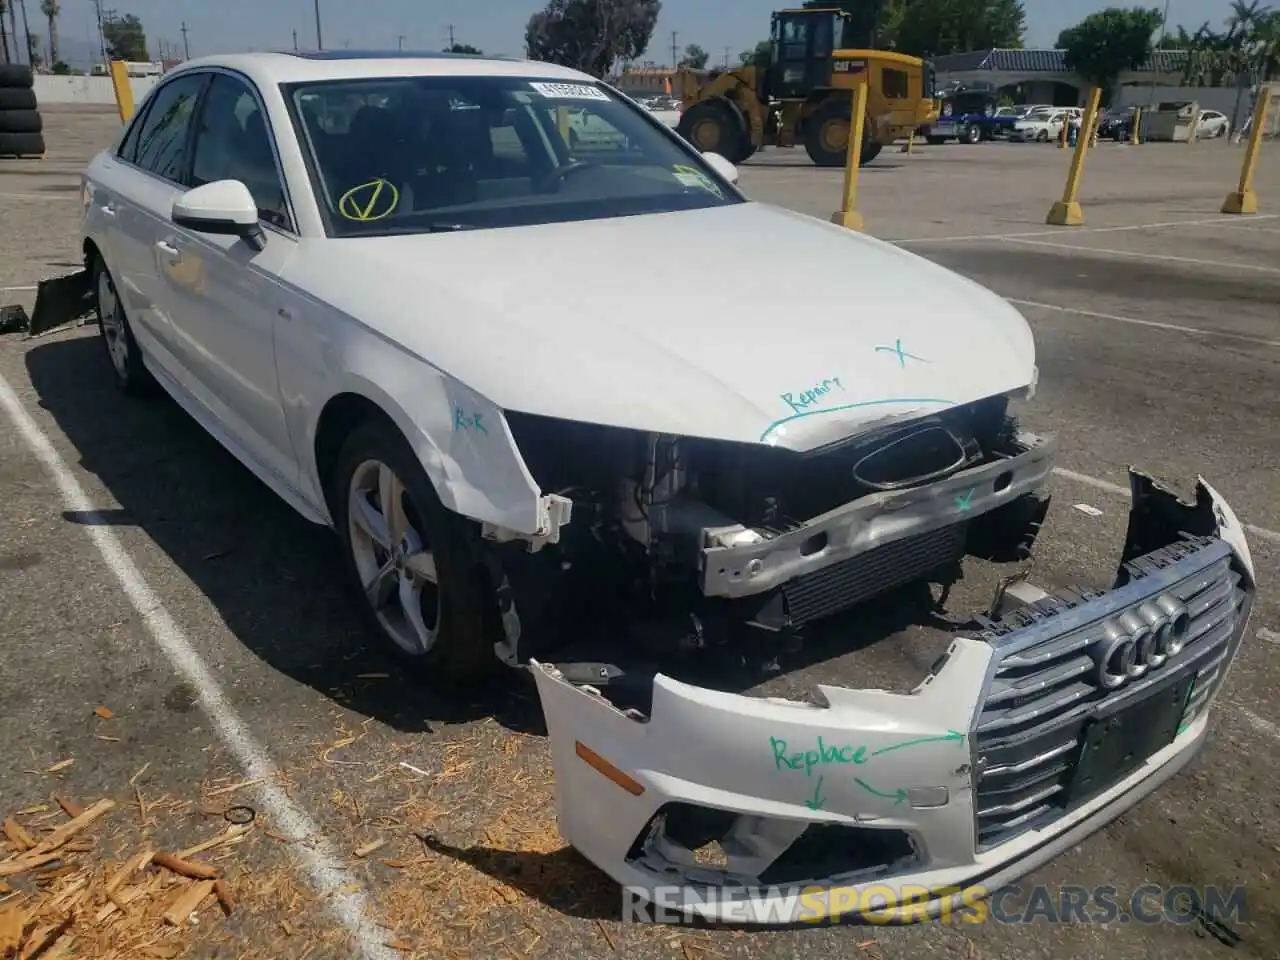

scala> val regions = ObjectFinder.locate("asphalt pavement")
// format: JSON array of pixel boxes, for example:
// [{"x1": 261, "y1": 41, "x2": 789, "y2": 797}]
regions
[{"x1": 1, "y1": 107, "x2": 1278, "y2": 960}]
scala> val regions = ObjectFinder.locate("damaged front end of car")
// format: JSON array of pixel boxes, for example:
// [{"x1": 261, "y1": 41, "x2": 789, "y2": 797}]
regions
[{"x1": 526, "y1": 469, "x2": 1256, "y2": 924}]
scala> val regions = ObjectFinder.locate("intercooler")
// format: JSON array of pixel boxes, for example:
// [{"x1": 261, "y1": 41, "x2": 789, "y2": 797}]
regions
[{"x1": 780, "y1": 522, "x2": 969, "y2": 626}]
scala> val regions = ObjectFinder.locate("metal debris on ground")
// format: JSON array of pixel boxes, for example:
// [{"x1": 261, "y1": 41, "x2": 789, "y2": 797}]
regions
[
  {"x1": 1072, "y1": 502, "x2": 1104, "y2": 517},
  {"x1": 0, "y1": 790, "x2": 251, "y2": 957}
]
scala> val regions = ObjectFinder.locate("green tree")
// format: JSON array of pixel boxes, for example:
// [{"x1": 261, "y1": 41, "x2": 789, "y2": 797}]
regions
[
  {"x1": 51, "y1": 57, "x2": 70, "y2": 73},
  {"x1": 739, "y1": 39, "x2": 771, "y2": 67},
  {"x1": 679, "y1": 42, "x2": 708, "y2": 69},
  {"x1": 102, "y1": 12, "x2": 148, "y2": 61},
  {"x1": 887, "y1": 0, "x2": 1026, "y2": 57},
  {"x1": 446, "y1": 42, "x2": 482, "y2": 54},
  {"x1": 1059, "y1": 6, "x2": 1164, "y2": 100},
  {"x1": 525, "y1": 0, "x2": 662, "y2": 78}
]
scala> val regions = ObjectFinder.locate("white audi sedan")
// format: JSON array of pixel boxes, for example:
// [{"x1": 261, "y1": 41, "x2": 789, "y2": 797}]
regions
[{"x1": 81, "y1": 50, "x2": 1255, "y2": 926}]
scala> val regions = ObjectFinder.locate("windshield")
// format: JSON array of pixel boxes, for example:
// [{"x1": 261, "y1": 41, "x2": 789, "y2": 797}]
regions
[{"x1": 283, "y1": 75, "x2": 740, "y2": 237}]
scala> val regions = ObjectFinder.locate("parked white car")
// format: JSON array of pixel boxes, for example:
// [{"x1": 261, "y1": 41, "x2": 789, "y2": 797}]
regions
[
  {"x1": 79, "y1": 50, "x2": 1255, "y2": 926},
  {"x1": 1009, "y1": 108, "x2": 1078, "y2": 142},
  {"x1": 1197, "y1": 109, "x2": 1230, "y2": 138}
]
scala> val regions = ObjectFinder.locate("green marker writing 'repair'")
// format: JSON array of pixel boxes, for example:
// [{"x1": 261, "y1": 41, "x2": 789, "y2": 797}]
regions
[{"x1": 771, "y1": 731, "x2": 965, "y2": 778}]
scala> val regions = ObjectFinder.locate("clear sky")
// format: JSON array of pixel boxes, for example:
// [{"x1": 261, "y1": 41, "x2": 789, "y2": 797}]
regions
[{"x1": 45, "y1": 0, "x2": 1239, "y2": 65}]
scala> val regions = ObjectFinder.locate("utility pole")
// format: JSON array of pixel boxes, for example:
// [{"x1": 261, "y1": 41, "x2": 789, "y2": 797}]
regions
[
  {"x1": 723, "y1": 45, "x2": 731, "y2": 68},
  {"x1": 447, "y1": 24, "x2": 455, "y2": 49},
  {"x1": 671, "y1": 30, "x2": 677, "y2": 70},
  {"x1": 90, "y1": 0, "x2": 108, "y2": 67},
  {"x1": 313, "y1": 0, "x2": 323, "y2": 51},
  {"x1": 292, "y1": 29, "x2": 298, "y2": 51},
  {"x1": 397, "y1": 34, "x2": 404, "y2": 51},
  {"x1": 180, "y1": 21, "x2": 190, "y2": 59}
]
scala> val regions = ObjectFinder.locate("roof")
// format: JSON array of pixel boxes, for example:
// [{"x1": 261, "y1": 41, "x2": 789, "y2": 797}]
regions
[
  {"x1": 285, "y1": 49, "x2": 513, "y2": 62},
  {"x1": 164, "y1": 50, "x2": 593, "y2": 86},
  {"x1": 932, "y1": 48, "x2": 1190, "y2": 75}
]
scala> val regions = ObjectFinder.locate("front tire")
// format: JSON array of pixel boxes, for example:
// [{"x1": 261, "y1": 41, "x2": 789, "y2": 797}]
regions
[
  {"x1": 803, "y1": 99, "x2": 879, "y2": 167},
  {"x1": 330, "y1": 418, "x2": 499, "y2": 685},
  {"x1": 676, "y1": 100, "x2": 749, "y2": 164},
  {"x1": 963, "y1": 123, "x2": 981, "y2": 144},
  {"x1": 92, "y1": 256, "x2": 154, "y2": 396}
]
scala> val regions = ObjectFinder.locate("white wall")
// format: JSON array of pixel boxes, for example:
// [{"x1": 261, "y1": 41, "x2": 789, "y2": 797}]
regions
[{"x1": 33, "y1": 74, "x2": 158, "y2": 107}]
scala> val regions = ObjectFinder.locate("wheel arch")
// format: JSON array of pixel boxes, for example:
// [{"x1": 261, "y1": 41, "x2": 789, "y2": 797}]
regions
[{"x1": 308, "y1": 369, "x2": 545, "y2": 537}]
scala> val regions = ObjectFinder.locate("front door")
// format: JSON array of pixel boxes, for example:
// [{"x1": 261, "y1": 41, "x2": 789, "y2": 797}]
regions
[
  {"x1": 157, "y1": 71, "x2": 301, "y2": 490},
  {"x1": 768, "y1": 12, "x2": 837, "y2": 99}
]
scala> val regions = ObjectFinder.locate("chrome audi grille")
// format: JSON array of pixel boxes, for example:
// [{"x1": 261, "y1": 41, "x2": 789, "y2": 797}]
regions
[{"x1": 970, "y1": 536, "x2": 1251, "y2": 850}]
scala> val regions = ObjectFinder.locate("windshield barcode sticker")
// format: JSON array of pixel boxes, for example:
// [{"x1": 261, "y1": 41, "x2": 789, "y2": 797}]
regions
[{"x1": 530, "y1": 81, "x2": 609, "y2": 101}]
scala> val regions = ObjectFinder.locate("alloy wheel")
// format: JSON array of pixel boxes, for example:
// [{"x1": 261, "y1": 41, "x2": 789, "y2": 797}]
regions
[
  {"x1": 97, "y1": 268, "x2": 129, "y2": 379},
  {"x1": 346, "y1": 458, "x2": 441, "y2": 657}
]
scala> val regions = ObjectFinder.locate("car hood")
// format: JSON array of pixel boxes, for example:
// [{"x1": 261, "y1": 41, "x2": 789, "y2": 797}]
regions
[{"x1": 295, "y1": 202, "x2": 1035, "y2": 452}]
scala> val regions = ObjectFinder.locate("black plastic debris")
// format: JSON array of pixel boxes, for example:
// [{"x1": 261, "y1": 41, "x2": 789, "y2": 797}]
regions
[
  {"x1": 29, "y1": 269, "x2": 93, "y2": 336},
  {"x1": 0, "y1": 304, "x2": 29, "y2": 334}
]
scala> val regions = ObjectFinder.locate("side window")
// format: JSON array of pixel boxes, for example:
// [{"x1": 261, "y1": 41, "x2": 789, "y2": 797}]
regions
[
  {"x1": 882, "y1": 68, "x2": 909, "y2": 100},
  {"x1": 190, "y1": 74, "x2": 292, "y2": 230},
  {"x1": 132, "y1": 73, "x2": 206, "y2": 182},
  {"x1": 117, "y1": 97, "x2": 154, "y2": 163}
]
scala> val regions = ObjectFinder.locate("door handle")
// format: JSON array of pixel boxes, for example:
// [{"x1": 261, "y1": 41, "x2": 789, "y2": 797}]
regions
[
  {"x1": 99, "y1": 202, "x2": 116, "y2": 217},
  {"x1": 155, "y1": 239, "x2": 181, "y2": 260}
]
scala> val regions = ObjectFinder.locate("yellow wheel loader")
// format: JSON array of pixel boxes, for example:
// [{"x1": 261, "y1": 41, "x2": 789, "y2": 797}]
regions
[{"x1": 676, "y1": 7, "x2": 938, "y2": 167}]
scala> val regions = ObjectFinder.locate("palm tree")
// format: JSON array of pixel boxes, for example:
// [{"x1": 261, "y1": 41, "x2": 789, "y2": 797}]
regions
[
  {"x1": 38, "y1": 0, "x2": 56, "y2": 66},
  {"x1": 0, "y1": 1, "x2": 10, "y2": 64}
]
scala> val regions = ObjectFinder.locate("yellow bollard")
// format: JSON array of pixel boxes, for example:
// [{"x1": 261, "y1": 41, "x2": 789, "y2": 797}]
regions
[
  {"x1": 830, "y1": 80, "x2": 869, "y2": 231},
  {"x1": 1131, "y1": 108, "x2": 1141, "y2": 145},
  {"x1": 109, "y1": 60, "x2": 135, "y2": 124},
  {"x1": 1046, "y1": 87, "x2": 1103, "y2": 226},
  {"x1": 1222, "y1": 87, "x2": 1273, "y2": 215},
  {"x1": 1058, "y1": 116, "x2": 1068, "y2": 148},
  {"x1": 900, "y1": 130, "x2": 914, "y2": 154}
]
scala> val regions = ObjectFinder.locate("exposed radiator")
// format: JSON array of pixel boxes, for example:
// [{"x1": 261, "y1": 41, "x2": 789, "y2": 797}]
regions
[{"x1": 781, "y1": 522, "x2": 968, "y2": 626}]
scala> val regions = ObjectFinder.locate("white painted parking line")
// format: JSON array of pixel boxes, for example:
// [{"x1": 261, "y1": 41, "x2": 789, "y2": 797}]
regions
[
  {"x1": 999, "y1": 236, "x2": 1280, "y2": 274},
  {"x1": 0, "y1": 373, "x2": 398, "y2": 960},
  {"x1": 892, "y1": 214, "x2": 1280, "y2": 245},
  {"x1": 1232, "y1": 704, "x2": 1280, "y2": 744},
  {"x1": 1051, "y1": 467, "x2": 1280, "y2": 546},
  {"x1": 1008, "y1": 298, "x2": 1280, "y2": 349},
  {"x1": 0, "y1": 285, "x2": 38, "y2": 293}
]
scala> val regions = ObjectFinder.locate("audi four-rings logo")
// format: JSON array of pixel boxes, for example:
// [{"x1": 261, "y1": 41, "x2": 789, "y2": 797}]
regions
[{"x1": 1092, "y1": 595, "x2": 1193, "y2": 689}]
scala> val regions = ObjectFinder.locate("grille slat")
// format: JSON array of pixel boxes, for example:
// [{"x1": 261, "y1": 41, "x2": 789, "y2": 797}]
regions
[{"x1": 971, "y1": 537, "x2": 1251, "y2": 849}]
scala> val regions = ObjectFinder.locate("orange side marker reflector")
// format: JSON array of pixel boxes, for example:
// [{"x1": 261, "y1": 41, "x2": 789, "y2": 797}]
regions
[{"x1": 575, "y1": 741, "x2": 645, "y2": 796}]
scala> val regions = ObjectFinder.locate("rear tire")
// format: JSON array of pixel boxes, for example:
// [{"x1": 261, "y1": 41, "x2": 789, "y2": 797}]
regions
[
  {"x1": 676, "y1": 100, "x2": 749, "y2": 164},
  {"x1": 963, "y1": 123, "x2": 981, "y2": 144},
  {"x1": 803, "y1": 98, "x2": 879, "y2": 167},
  {"x1": 92, "y1": 256, "x2": 155, "y2": 396},
  {"x1": 330, "y1": 418, "x2": 501, "y2": 687},
  {"x1": 1036, "y1": 129, "x2": 1050, "y2": 142}
]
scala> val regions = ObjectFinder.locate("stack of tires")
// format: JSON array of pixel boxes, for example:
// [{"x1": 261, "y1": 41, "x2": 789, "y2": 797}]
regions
[{"x1": 0, "y1": 64, "x2": 45, "y2": 159}]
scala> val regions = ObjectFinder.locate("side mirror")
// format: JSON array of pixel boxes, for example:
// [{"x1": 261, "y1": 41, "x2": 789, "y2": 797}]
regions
[
  {"x1": 172, "y1": 180, "x2": 264, "y2": 249},
  {"x1": 701, "y1": 151, "x2": 739, "y2": 185}
]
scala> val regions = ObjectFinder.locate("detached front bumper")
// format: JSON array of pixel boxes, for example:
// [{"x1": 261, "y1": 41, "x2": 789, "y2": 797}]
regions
[{"x1": 531, "y1": 472, "x2": 1256, "y2": 924}]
